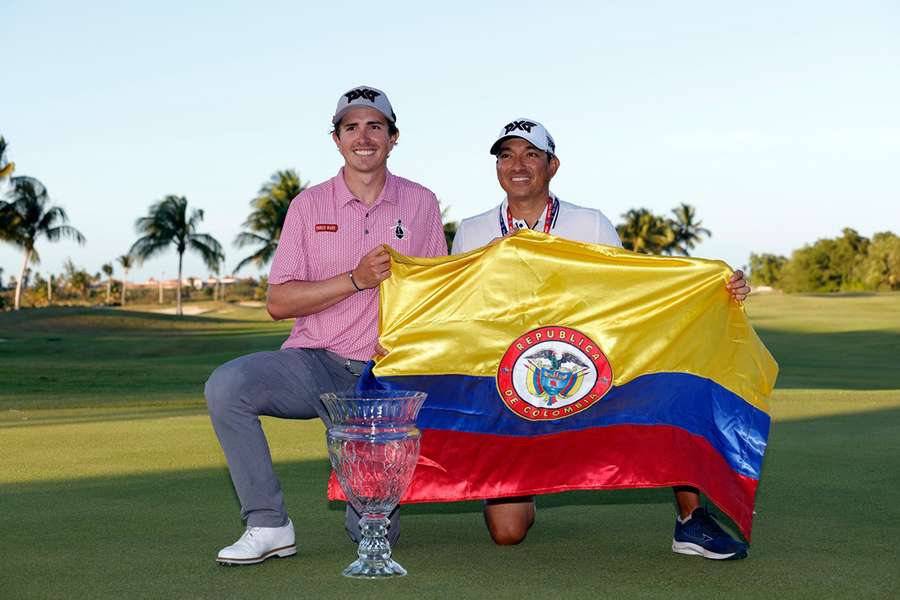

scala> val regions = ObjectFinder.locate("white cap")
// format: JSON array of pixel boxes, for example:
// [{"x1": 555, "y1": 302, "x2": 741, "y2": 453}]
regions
[
  {"x1": 332, "y1": 86, "x2": 396, "y2": 125},
  {"x1": 490, "y1": 118, "x2": 556, "y2": 156}
]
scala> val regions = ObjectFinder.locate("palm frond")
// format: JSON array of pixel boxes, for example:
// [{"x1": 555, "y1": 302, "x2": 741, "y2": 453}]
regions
[
  {"x1": 43, "y1": 224, "x2": 86, "y2": 244},
  {"x1": 129, "y1": 237, "x2": 172, "y2": 263},
  {"x1": 668, "y1": 203, "x2": 711, "y2": 256},
  {"x1": 117, "y1": 254, "x2": 134, "y2": 269},
  {"x1": 617, "y1": 208, "x2": 673, "y2": 254},
  {"x1": 233, "y1": 245, "x2": 276, "y2": 273},
  {"x1": 234, "y1": 231, "x2": 270, "y2": 247},
  {"x1": 0, "y1": 176, "x2": 84, "y2": 254},
  {"x1": 188, "y1": 234, "x2": 225, "y2": 270},
  {"x1": 0, "y1": 202, "x2": 26, "y2": 244},
  {"x1": 232, "y1": 169, "x2": 306, "y2": 270},
  {"x1": 132, "y1": 195, "x2": 223, "y2": 281},
  {"x1": 36, "y1": 205, "x2": 67, "y2": 230},
  {"x1": 186, "y1": 207, "x2": 204, "y2": 230},
  {"x1": 0, "y1": 136, "x2": 9, "y2": 175},
  {"x1": 132, "y1": 195, "x2": 188, "y2": 260}
]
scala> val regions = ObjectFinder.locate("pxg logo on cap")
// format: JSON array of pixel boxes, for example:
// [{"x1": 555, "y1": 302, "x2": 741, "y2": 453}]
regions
[
  {"x1": 490, "y1": 118, "x2": 556, "y2": 157},
  {"x1": 332, "y1": 86, "x2": 397, "y2": 125}
]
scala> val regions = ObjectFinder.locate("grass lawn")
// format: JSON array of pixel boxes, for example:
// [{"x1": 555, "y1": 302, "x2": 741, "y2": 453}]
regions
[{"x1": 2, "y1": 295, "x2": 899, "y2": 599}]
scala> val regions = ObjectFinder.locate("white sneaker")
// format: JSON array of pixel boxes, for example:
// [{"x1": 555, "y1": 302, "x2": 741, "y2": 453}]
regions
[{"x1": 216, "y1": 519, "x2": 297, "y2": 565}]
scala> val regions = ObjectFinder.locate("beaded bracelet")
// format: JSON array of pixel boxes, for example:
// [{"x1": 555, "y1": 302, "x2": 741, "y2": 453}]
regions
[{"x1": 349, "y1": 271, "x2": 363, "y2": 292}]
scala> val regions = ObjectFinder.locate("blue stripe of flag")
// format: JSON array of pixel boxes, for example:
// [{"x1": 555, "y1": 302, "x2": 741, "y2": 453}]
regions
[{"x1": 371, "y1": 371, "x2": 770, "y2": 480}]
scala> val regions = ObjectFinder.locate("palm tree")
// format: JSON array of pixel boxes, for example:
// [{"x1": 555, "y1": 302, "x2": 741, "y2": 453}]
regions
[
  {"x1": 101, "y1": 262, "x2": 114, "y2": 303},
  {"x1": 0, "y1": 176, "x2": 85, "y2": 310},
  {"x1": 438, "y1": 199, "x2": 457, "y2": 250},
  {"x1": 444, "y1": 221, "x2": 458, "y2": 251},
  {"x1": 117, "y1": 254, "x2": 133, "y2": 306},
  {"x1": 0, "y1": 147, "x2": 21, "y2": 241},
  {"x1": 210, "y1": 254, "x2": 226, "y2": 302},
  {"x1": 68, "y1": 270, "x2": 92, "y2": 300},
  {"x1": 667, "y1": 203, "x2": 711, "y2": 256},
  {"x1": 130, "y1": 195, "x2": 223, "y2": 316},
  {"x1": 616, "y1": 208, "x2": 674, "y2": 255},
  {"x1": 0, "y1": 137, "x2": 15, "y2": 181},
  {"x1": 234, "y1": 170, "x2": 306, "y2": 272}
]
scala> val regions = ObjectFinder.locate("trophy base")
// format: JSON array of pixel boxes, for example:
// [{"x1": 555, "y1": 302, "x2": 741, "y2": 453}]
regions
[{"x1": 342, "y1": 557, "x2": 407, "y2": 579}]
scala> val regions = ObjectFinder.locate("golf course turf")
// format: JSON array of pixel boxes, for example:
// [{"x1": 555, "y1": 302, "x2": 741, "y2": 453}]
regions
[{"x1": 2, "y1": 295, "x2": 899, "y2": 599}]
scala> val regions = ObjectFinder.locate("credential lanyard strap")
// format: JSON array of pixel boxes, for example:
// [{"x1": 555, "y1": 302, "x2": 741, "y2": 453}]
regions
[{"x1": 498, "y1": 197, "x2": 558, "y2": 236}]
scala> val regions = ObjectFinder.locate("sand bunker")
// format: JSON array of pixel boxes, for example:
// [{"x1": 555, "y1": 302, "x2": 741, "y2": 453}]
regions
[{"x1": 153, "y1": 305, "x2": 212, "y2": 315}]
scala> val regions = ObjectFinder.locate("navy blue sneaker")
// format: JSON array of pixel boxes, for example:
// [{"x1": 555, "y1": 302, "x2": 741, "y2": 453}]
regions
[{"x1": 672, "y1": 507, "x2": 748, "y2": 560}]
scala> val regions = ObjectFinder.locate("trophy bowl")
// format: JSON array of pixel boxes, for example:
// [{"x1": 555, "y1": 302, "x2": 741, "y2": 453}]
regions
[{"x1": 321, "y1": 390, "x2": 427, "y2": 579}]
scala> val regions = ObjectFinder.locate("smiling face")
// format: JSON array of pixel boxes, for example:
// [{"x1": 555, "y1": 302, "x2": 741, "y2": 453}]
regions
[
  {"x1": 332, "y1": 106, "x2": 398, "y2": 176},
  {"x1": 495, "y1": 137, "x2": 560, "y2": 203}
]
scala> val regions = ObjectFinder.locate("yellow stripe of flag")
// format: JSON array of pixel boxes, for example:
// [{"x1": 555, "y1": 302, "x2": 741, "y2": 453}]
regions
[{"x1": 376, "y1": 230, "x2": 777, "y2": 413}]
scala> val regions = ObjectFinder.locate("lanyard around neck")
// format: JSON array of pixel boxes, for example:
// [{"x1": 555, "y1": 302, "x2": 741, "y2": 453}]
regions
[{"x1": 499, "y1": 197, "x2": 558, "y2": 236}]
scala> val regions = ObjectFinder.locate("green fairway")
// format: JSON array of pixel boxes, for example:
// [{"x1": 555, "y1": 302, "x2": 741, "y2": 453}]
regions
[{"x1": 2, "y1": 295, "x2": 899, "y2": 599}]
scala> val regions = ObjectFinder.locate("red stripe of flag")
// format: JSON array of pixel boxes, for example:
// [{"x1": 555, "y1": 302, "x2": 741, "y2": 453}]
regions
[{"x1": 328, "y1": 423, "x2": 760, "y2": 539}]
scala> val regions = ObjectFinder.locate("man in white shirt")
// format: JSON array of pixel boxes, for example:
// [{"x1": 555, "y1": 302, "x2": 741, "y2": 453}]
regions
[
  {"x1": 452, "y1": 120, "x2": 620, "y2": 253},
  {"x1": 452, "y1": 118, "x2": 752, "y2": 561}
]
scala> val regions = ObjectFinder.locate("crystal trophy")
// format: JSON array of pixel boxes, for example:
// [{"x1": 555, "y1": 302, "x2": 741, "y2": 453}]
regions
[{"x1": 321, "y1": 390, "x2": 426, "y2": 578}]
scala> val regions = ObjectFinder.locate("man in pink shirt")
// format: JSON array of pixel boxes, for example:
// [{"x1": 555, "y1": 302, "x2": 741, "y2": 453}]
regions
[{"x1": 205, "y1": 86, "x2": 447, "y2": 565}]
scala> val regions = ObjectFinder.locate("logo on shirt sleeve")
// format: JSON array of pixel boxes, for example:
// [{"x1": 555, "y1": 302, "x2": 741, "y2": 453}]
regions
[{"x1": 315, "y1": 224, "x2": 339, "y2": 233}]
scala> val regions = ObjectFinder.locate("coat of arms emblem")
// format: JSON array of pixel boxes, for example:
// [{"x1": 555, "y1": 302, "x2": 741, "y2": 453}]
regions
[{"x1": 496, "y1": 326, "x2": 613, "y2": 421}]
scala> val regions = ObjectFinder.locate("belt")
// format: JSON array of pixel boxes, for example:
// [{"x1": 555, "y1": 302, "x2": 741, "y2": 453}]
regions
[{"x1": 326, "y1": 350, "x2": 367, "y2": 377}]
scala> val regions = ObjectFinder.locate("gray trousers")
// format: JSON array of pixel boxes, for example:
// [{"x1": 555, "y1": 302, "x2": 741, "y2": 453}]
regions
[{"x1": 204, "y1": 348, "x2": 399, "y2": 543}]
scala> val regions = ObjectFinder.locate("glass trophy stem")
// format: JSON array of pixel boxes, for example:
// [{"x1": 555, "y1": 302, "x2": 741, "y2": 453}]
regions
[{"x1": 342, "y1": 514, "x2": 406, "y2": 578}]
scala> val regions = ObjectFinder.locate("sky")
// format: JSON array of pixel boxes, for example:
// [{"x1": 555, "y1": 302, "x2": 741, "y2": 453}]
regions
[{"x1": 3, "y1": 0, "x2": 899, "y2": 283}]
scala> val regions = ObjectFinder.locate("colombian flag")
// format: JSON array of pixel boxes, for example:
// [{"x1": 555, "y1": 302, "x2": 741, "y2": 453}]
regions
[{"x1": 329, "y1": 230, "x2": 778, "y2": 539}]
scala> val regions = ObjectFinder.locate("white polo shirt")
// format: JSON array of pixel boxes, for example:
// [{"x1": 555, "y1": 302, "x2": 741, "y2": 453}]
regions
[{"x1": 451, "y1": 194, "x2": 623, "y2": 254}]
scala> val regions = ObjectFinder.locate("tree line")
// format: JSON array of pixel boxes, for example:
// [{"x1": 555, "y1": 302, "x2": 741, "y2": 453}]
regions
[
  {"x1": 2, "y1": 137, "x2": 247, "y2": 314},
  {"x1": 750, "y1": 228, "x2": 900, "y2": 292},
  {"x1": 1, "y1": 257, "x2": 267, "y2": 310},
  {"x1": 3, "y1": 134, "x2": 724, "y2": 315}
]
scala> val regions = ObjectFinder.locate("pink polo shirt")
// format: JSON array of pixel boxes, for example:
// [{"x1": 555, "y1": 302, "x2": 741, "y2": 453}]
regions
[{"x1": 269, "y1": 168, "x2": 447, "y2": 360}]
